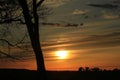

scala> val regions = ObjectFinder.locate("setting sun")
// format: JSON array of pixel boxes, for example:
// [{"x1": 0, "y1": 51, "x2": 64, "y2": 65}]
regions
[{"x1": 55, "y1": 50, "x2": 68, "y2": 59}]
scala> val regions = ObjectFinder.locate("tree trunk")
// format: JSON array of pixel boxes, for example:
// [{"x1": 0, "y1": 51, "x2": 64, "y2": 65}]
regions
[{"x1": 17, "y1": 0, "x2": 46, "y2": 79}]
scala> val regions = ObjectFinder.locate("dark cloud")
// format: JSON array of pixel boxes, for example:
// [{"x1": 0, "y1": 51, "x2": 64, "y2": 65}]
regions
[{"x1": 88, "y1": 3, "x2": 118, "y2": 9}]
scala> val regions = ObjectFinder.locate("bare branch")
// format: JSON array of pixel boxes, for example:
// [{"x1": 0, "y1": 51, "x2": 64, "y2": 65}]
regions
[
  {"x1": 0, "y1": 39, "x2": 14, "y2": 46},
  {"x1": 36, "y1": 0, "x2": 44, "y2": 8},
  {"x1": 0, "y1": 19, "x2": 25, "y2": 24},
  {"x1": 0, "y1": 51, "x2": 20, "y2": 60},
  {"x1": 15, "y1": 32, "x2": 28, "y2": 45},
  {"x1": 0, "y1": 33, "x2": 29, "y2": 50}
]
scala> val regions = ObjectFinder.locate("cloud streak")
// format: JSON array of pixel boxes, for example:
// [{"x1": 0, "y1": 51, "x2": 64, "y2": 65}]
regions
[
  {"x1": 44, "y1": 0, "x2": 69, "y2": 7},
  {"x1": 72, "y1": 9, "x2": 89, "y2": 15},
  {"x1": 41, "y1": 32, "x2": 120, "y2": 51},
  {"x1": 102, "y1": 14, "x2": 119, "y2": 19}
]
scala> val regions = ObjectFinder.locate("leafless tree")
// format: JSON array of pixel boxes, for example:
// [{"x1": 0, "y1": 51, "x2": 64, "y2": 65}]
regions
[{"x1": 0, "y1": 0, "x2": 50, "y2": 79}]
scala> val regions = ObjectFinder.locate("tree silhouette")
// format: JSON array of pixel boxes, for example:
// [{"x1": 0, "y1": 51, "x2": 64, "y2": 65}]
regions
[{"x1": 0, "y1": 0, "x2": 47, "y2": 79}]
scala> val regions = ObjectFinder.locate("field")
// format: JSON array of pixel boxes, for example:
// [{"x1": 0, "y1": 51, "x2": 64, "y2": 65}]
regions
[{"x1": 0, "y1": 68, "x2": 119, "y2": 80}]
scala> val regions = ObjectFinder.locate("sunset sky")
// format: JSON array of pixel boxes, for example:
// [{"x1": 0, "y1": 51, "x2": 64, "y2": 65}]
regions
[{"x1": 0, "y1": 0, "x2": 120, "y2": 71}]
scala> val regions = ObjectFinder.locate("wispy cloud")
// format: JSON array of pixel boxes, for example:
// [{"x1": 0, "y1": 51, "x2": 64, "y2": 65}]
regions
[
  {"x1": 44, "y1": 0, "x2": 69, "y2": 7},
  {"x1": 41, "y1": 32, "x2": 120, "y2": 51},
  {"x1": 102, "y1": 14, "x2": 119, "y2": 19},
  {"x1": 72, "y1": 9, "x2": 89, "y2": 15}
]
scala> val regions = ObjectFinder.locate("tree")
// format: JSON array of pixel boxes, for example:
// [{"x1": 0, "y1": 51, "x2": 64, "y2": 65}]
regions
[{"x1": 0, "y1": 0, "x2": 47, "y2": 79}]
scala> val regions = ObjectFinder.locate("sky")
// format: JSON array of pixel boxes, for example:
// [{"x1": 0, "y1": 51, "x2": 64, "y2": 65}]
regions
[
  {"x1": 0, "y1": 0, "x2": 120, "y2": 71},
  {"x1": 40, "y1": 0, "x2": 120, "y2": 70}
]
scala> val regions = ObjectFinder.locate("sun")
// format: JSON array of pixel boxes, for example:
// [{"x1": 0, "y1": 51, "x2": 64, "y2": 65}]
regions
[{"x1": 56, "y1": 50, "x2": 68, "y2": 59}]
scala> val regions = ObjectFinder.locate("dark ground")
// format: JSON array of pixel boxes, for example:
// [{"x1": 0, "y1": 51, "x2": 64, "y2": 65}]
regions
[{"x1": 0, "y1": 68, "x2": 120, "y2": 80}]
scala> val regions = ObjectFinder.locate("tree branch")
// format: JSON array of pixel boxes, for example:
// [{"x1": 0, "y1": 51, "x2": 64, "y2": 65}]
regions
[
  {"x1": 0, "y1": 51, "x2": 20, "y2": 60},
  {"x1": 0, "y1": 35, "x2": 29, "y2": 50},
  {"x1": 0, "y1": 19, "x2": 25, "y2": 24},
  {"x1": 36, "y1": 0, "x2": 44, "y2": 8},
  {"x1": 0, "y1": 39, "x2": 14, "y2": 46}
]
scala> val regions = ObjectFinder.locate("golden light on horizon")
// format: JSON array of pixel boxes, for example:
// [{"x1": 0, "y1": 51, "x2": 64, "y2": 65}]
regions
[{"x1": 55, "y1": 50, "x2": 69, "y2": 59}]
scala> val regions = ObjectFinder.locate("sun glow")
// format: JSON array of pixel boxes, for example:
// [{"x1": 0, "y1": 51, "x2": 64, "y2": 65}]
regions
[{"x1": 56, "y1": 50, "x2": 68, "y2": 59}]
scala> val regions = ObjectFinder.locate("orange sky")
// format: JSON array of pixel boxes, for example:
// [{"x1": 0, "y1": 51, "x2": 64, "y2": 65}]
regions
[
  {"x1": 0, "y1": 46, "x2": 119, "y2": 71},
  {"x1": 0, "y1": 0, "x2": 120, "y2": 71}
]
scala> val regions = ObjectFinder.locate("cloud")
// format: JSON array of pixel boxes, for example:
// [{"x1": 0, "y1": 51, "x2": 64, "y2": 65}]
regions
[
  {"x1": 102, "y1": 14, "x2": 119, "y2": 19},
  {"x1": 44, "y1": 0, "x2": 69, "y2": 7},
  {"x1": 72, "y1": 9, "x2": 89, "y2": 15},
  {"x1": 41, "y1": 32, "x2": 120, "y2": 51},
  {"x1": 101, "y1": 11, "x2": 119, "y2": 19}
]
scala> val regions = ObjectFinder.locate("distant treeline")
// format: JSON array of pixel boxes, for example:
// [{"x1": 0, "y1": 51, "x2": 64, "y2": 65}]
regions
[
  {"x1": 77, "y1": 67, "x2": 120, "y2": 80},
  {"x1": 78, "y1": 67, "x2": 120, "y2": 72}
]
